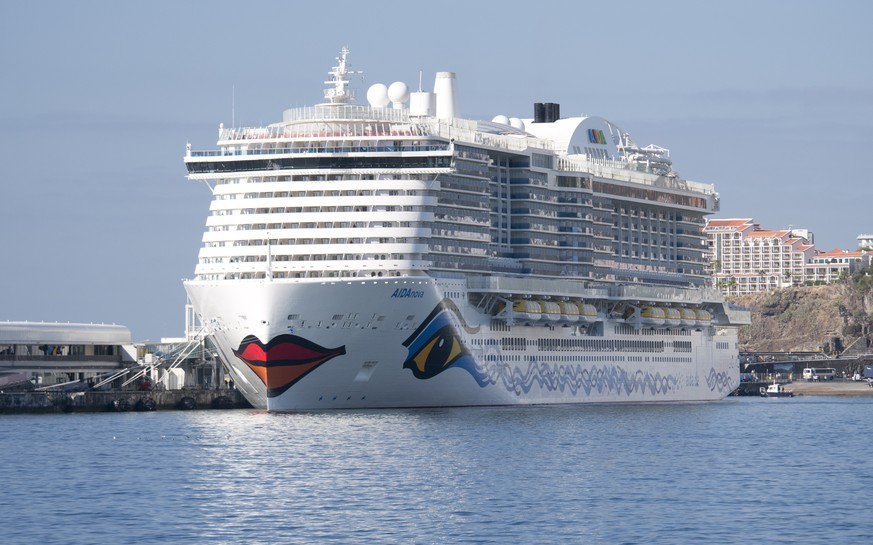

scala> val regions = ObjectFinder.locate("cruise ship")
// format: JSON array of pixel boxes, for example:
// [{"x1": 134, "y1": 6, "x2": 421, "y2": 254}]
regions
[{"x1": 183, "y1": 48, "x2": 750, "y2": 410}]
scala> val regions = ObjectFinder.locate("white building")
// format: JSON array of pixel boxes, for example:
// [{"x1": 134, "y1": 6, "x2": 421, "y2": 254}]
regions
[
  {"x1": 807, "y1": 249, "x2": 870, "y2": 284},
  {"x1": 857, "y1": 234, "x2": 873, "y2": 249},
  {"x1": 0, "y1": 322, "x2": 136, "y2": 388},
  {"x1": 704, "y1": 219, "x2": 814, "y2": 295},
  {"x1": 704, "y1": 218, "x2": 870, "y2": 296}
]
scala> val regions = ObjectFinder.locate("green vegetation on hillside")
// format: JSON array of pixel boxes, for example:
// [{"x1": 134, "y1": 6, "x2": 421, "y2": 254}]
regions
[{"x1": 731, "y1": 266, "x2": 873, "y2": 353}]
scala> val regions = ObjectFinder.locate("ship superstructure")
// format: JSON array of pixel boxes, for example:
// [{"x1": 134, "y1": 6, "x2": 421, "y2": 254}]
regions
[{"x1": 183, "y1": 47, "x2": 749, "y2": 410}]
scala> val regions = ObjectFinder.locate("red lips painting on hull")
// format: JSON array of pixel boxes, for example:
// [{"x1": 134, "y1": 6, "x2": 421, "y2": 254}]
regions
[{"x1": 232, "y1": 334, "x2": 346, "y2": 398}]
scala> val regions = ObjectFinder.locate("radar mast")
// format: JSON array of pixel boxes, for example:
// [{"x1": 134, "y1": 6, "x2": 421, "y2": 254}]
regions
[{"x1": 323, "y1": 46, "x2": 360, "y2": 105}]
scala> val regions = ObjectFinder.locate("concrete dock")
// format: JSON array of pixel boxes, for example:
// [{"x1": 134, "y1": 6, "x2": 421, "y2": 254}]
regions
[
  {"x1": 0, "y1": 388, "x2": 251, "y2": 414},
  {"x1": 782, "y1": 379, "x2": 873, "y2": 396}
]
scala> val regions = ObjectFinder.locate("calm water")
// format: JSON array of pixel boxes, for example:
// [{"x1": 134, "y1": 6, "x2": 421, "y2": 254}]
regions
[{"x1": 2, "y1": 397, "x2": 872, "y2": 545}]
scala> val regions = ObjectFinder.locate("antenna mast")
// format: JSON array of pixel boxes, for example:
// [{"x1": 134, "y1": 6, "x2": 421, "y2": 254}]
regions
[{"x1": 322, "y1": 46, "x2": 361, "y2": 105}]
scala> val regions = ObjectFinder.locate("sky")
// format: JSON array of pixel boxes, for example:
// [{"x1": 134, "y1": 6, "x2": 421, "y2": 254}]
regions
[{"x1": 1, "y1": 0, "x2": 870, "y2": 341}]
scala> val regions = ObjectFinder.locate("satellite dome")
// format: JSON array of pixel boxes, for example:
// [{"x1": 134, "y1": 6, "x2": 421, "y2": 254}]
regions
[
  {"x1": 366, "y1": 83, "x2": 390, "y2": 107},
  {"x1": 509, "y1": 117, "x2": 525, "y2": 130},
  {"x1": 387, "y1": 81, "x2": 410, "y2": 105},
  {"x1": 492, "y1": 115, "x2": 510, "y2": 125}
]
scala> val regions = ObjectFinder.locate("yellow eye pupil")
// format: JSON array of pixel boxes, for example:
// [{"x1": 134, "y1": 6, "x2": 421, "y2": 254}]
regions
[
  {"x1": 412, "y1": 336, "x2": 441, "y2": 373},
  {"x1": 446, "y1": 337, "x2": 463, "y2": 363}
]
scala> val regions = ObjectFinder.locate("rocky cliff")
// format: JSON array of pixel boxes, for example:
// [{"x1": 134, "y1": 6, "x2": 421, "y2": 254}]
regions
[{"x1": 731, "y1": 271, "x2": 873, "y2": 353}]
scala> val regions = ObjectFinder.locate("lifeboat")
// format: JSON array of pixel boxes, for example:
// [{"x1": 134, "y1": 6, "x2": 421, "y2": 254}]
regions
[
  {"x1": 694, "y1": 309, "x2": 712, "y2": 326},
  {"x1": 663, "y1": 307, "x2": 681, "y2": 326},
  {"x1": 559, "y1": 302, "x2": 580, "y2": 323},
  {"x1": 640, "y1": 306, "x2": 666, "y2": 326},
  {"x1": 579, "y1": 303, "x2": 598, "y2": 323},
  {"x1": 540, "y1": 301, "x2": 562, "y2": 322},
  {"x1": 512, "y1": 300, "x2": 542, "y2": 322},
  {"x1": 679, "y1": 308, "x2": 697, "y2": 326}
]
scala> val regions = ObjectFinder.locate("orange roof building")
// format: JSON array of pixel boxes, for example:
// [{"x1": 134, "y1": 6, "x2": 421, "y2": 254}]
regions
[{"x1": 703, "y1": 218, "x2": 871, "y2": 296}]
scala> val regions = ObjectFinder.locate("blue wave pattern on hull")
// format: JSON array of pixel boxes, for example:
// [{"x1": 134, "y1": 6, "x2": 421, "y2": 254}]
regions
[
  {"x1": 470, "y1": 359, "x2": 681, "y2": 397},
  {"x1": 403, "y1": 300, "x2": 733, "y2": 397},
  {"x1": 705, "y1": 367, "x2": 736, "y2": 393},
  {"x1": 401, "y1": 300, "x2": 734, "y2": 399}
]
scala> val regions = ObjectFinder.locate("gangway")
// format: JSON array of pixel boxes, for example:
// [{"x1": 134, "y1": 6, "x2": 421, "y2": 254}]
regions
[{"x1": 119, "y1": 323, "x2": 215, "y2": 389}]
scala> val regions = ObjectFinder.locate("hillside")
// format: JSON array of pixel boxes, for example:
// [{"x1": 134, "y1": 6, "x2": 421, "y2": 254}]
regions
[{"x1": 730, "y1": 271, "x2": 873, "y2": 353}]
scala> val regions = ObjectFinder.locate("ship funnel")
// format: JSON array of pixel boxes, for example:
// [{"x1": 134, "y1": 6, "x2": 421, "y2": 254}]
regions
[
  {"x1": 533, "y1": 102, "x2": 561, "y2": 123},
  {"x1": 434, "y1": 71, "x2": 458, "y2": 119},
  {"x1": 534, "y1": 103, "x2": 545, "y2": 123}
]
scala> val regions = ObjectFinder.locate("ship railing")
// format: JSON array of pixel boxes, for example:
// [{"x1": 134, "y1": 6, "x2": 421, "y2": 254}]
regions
[
  {"x1": 558, "y1": 156, "x2": 717, "y2": 196},
  {"x1": 608, "y1": 284, "x2": 726, "y2": 305},
  {"x1": 423, "y1": 118, "x2": 555, "y2": 153},
  {"x1": 280, "y1": 106, "x2": 557, "y2": 151},
  {"x1": 281, "y1": 105, "x2": 415, "y2": 124},
  {"x1": 211, "y1": 107, "x2": 557, "y2": 155},
  {"x1": 216, "y1": 120, "x2": 434, "y2": 143},
  {"x1": 467, "y1": 275, "x2": 610, "y2": 299},
  {"x1": 188, "y1": 143, "x2": 450, "y2": 158}
]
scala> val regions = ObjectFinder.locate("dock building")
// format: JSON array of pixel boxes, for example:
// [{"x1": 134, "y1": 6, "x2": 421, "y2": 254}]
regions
[
  {"x1": 0, "y1": 320, "x2": 222, "y2": 392},
  {"x1": 0, "y1": 322, "x2": 136, "y2": 389}
]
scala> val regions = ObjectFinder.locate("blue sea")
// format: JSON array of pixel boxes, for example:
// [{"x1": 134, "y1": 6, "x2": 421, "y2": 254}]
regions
[{"x1": 2, "y1": 397, "x2": 872, "y2": 545}]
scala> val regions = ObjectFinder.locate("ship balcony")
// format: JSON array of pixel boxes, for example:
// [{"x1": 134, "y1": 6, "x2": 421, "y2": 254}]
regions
[
  {"x1": 207, "y1": 195, "x2": 436, "y2": 211},
  {"x1": 197, "y1": 242, "x2": 430, "y2": 260},
  {"x1": 188, "y1": 143, "x2": 451, "y2": 158},
  {"x1": 558, "y1": 240, "x2": 591, "y2": 249},
  {"x1": 204, "y1": 211, "x2": 434, "y2": 227},
  {"x1": 201, "y1": 227, "x2": 432, "y2": 243},
  {"x1": 558, "y1": 226, "x2": 592, "y2": 234},
  {"x1": 676, "y1": 217, "x2": 704, "y2": 227},
  {"x1": 194, "y1": 257, "x2": 430, "y2": 276}
]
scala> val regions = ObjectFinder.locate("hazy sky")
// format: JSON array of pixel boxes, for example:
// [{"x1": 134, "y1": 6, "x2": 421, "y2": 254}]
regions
[{"x1": 1, "y1": 0, "x2": 870, "y2": 340}]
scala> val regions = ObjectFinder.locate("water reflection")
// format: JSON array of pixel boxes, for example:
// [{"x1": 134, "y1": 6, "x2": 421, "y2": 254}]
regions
[{"x1": 2, "y1": 400, "x2": 873, "y2": 544}]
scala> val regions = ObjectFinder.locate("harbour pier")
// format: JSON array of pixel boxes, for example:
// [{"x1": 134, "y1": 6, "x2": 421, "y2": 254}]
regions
[
  {"x1": 1, "y1": 320, "x2": 253, "y2": 414},
  {"x1": 734, "y1": 351, "x2": 873, "y2": 396},
  {"x1": 0, "y1": 387, "x2": 250, "y2": 414}
]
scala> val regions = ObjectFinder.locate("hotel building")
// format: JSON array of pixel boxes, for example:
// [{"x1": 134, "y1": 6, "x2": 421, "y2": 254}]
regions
[{"x1": 704, "y1": 218, "x2": 870, "y2": 296}]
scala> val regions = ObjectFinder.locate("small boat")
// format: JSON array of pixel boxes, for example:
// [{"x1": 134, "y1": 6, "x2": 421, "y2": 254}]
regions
[
  {"x1": 760, "y1": 383, "x2": 794, "y2": 398},
  {"x1": 578, "y1": 303, "x2": 598, "y2": 323},
  {"x1": 694, "y1": 309, "x2": 712, "y2": 326},
  {"x1": 559, "y1": 301, "x2": 580, "y2": 323},
  {"x1": 639, "y1": 306, "x2": 666, "y2": 326},
  {"x1": 509, "y1": 300, "x2": 543, "y2": 321},
  {"x1": 679, "y1": 308, "x2": 697, "y2": 326},
  {"x1": 663, "y1": 307, "x2": 681, "y2": 326},
  {"x1": 539, "y1": 301, "x2": 562, "y2": 323}
]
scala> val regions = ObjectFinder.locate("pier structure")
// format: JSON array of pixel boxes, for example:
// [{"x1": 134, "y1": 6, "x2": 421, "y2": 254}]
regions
[
  {"x1": 0, "y1": 321, "x2": 137, "y2": 389},
  {"x1": 0, "y1": 320, "x2": 248, "y2": 413},
  {"x1": 733, "y1": 351, "x2": 873, "y2": 395}
]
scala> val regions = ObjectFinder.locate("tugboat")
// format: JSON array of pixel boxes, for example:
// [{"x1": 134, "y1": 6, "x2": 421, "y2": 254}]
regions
[{"x1": 760, "y1": 382, "x2": 794, "y2": 398}]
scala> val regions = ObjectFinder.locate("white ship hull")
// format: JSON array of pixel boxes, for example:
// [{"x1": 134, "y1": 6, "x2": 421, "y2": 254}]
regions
[
  {"x1": 185, "y1": 277, "x2": 739, "y2": 410},
  {"x1": 181, "y1": 48, "x2": 749, "y2": 411}
]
